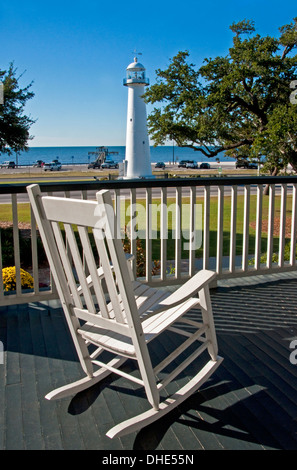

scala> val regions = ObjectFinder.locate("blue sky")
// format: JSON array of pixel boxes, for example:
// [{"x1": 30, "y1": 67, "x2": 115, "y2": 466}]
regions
[{"x1": 1, "y1": 0, "x2": 296, "y2": 147}]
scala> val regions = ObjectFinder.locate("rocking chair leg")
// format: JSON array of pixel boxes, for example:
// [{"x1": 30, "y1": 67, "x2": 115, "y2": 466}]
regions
[
  {"x1": 106, "y1": 356, "x2": 223, "y2": 439},
  {"x1": 45, "y1": 356, "x2": 128, "y2": 401}
]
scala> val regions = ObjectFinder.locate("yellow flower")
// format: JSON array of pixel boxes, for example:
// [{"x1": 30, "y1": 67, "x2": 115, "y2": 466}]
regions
[{"x1": 2, "y1": 266, "x2": 34, "y2": 291}]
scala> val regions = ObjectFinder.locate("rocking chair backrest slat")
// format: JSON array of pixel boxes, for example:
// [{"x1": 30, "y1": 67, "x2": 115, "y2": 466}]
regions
[
  {"x1": 63, "y1": 222, "x2": 97, "y2": 314},
  {"x1": 76, "y1": 225, "x2": 110, "y2": 319},
  {"x1": 40, "y1": 191, "x2": 137, "y2": 328},
  {"x1": 51, "y1": 221, "x2": 83, "y2": 308},
  {"x1": 92, "y1": 230, "x2": 127, "y2": 324}
]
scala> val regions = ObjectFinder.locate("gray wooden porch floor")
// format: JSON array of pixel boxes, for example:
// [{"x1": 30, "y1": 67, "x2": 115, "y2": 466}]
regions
[{"x1": 1, "y1": 273, "x2": 297, "y2": 450}]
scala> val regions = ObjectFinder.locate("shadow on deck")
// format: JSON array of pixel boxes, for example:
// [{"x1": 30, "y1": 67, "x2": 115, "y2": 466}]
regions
[{"x1": 1, "y1": 273, "x2": 297, "y2": 450}]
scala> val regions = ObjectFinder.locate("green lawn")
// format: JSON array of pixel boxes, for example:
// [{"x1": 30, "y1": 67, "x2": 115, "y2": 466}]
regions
[
  {"x1": 0, "y1": 194, "x2": 291, "y2": 261},
  {"x1": 139, "y1": 194, "x2": 292, "y2": 260}
]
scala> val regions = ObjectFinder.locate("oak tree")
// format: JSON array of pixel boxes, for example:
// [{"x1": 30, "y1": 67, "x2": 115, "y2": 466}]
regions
[{"x1": 144, "y1": 18, "x2": 297, "y2": 174}]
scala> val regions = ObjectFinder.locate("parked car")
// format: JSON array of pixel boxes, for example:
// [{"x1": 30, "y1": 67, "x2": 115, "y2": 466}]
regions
[
  {"x1": 236, "y1": 159, "x2": 257, "y2": 169},
  {"x1": 1, "y1": 161, "x2": 15, "y2": 169},
  {"x1": 185, "y1": 161, "x2": 198, "y2": 169},
  {"x1": 178, "y1": 160, "x2": 193, "y2": 168},
  {"x1": 88, "y1": 161, "x2": 101, "y2": 169},
  {"x1": 200, "y1": 162, "x2": 210, "y2": 169},
  {"x1": 43, "y1": 161, "x2": 62, "y2": 171},
  {"x1": 101, "y1": 160, "x2": 119, "y2": 169},
  {"x1": 33, "y1": 160, "x2": 44, "y2": 167},
  {"x1": 155, "y1": 162, "x2": 165, "y2": 169},
  {"x1": 248, "y1": 162, "x2": 258, "y2": 169}
]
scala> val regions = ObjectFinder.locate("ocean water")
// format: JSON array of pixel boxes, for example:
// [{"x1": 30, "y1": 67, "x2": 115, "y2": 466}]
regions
[{"x1": 0, "y1": 145, "x2": 234, "y2": 166}]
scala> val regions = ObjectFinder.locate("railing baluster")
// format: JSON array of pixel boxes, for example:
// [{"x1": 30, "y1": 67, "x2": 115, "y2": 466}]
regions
[
  {"x1": 160, "y1": 187, "x2": 167, "y2": 281},
  {"x1": 242, "y1": 185, "x2": 250, "y2": 271},
  {"x1": 81, "y1": 190, "x2": 88, "y2": 200},
  {"x1": 290, "y1": 184, "x2": 297, "y2": 266},
  {"x1": 229, "y1": 185, "x2": 237, "y2": 273},
  {"x1": 216, "y1": 186, "x2": 224, "y2": 275},
  {"x1": 278, "y1": 184, "x2": 287, "y2": 268},
  {"x1": 203, "y1": 186, "x2": 210, "y2": 270},
  {"x1": 189, "y1": 186, "x2": 196, "y2": 277},
  {"x1": 30, "y1": 206, "x2": 40, "y2": 295},
  {"x1": 175, "y1": 187, "x2": 182, "y2": 280},
  {"x1": 11, "y1": 194, "x2": 22, "y2": 296},
  {"x1": 267, "y1": 184, "x2": 275, "y2": 269},
  {"x1": 255, "y1": 184, "x2": 263, "y2": 271},
  {"x1": 146, "y1": 187, "x2": 152, "y2": 283},
  {"x1": 130, "y1": 188, "x2": 137, "y2": 278},
  {"x1": 114, "y1": 189, "x2": 121, "y2": 242},
  {"x1": 46, "y1": 190, "x2": 56, "y2": 294}
]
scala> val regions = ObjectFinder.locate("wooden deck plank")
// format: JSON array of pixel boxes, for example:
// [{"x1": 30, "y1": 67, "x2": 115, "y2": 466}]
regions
[
  {"x1": 37, "y1": 305, "x2": 86, "y2": 450},
  {"x1": 5, "y1": 310, "x2": 23, "y2": 449},
  {"x1": 148, "y1": 332, "x2": 191, "y2": 450},
  {"x1": 18, "y1": 308, "x2": 44, "y2": 449},
  {"x1": 5, "y1": 383, "x2": 23, "y2": 449},
  {"x1": 214, "y1": 346, "x2": 281, "y2": 450},
  {"x1": 6, "y1": 313, "x2": 21, "y2": 385},
  {"x1": 234, "y1": 334, "x2": 297, "y2": 449},
  {"x1": 100, "y1": 380, "x2": 131, "y2": 449},
  {"x1": 150, "y1": 332, "x2": 207, "y2": 450},
  {"x1": 71, "y1": 380, "x2": 124, "y2": 451},
  {"x1": 28, "y1": 307, "x2": 64, "y2": 450},
  {"x1": 200, "y1": 382, "x2": 265, "y2": 450},
  {"x1": 0, "y1": 307, "x2": 7, "y2": 450},
  {"x1": 217, "y1": 330, "x2": 297, "y2": 449}
]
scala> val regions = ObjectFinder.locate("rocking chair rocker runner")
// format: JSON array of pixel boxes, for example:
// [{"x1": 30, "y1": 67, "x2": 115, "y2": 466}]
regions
[{"x1": 27, "y1": 184, "x2": 223, "y2": 439}]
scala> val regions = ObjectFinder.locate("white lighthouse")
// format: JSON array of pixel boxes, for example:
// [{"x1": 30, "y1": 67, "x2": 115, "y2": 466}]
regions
[{"x1": 123, "y1": 55, "x2": 152, "y2": 178}]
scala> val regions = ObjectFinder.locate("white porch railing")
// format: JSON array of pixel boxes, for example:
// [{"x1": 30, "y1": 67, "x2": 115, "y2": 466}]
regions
[{"x1": 0, "y1": 176, "x2": 297, "y2": 306}]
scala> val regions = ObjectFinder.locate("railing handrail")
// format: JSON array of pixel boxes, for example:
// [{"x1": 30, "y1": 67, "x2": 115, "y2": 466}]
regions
[{"x1": 1, "y1": 175, "x2": 297, "y2": 194}]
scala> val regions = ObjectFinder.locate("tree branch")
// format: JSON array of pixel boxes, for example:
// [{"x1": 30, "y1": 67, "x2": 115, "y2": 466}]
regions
[{"x1": 177, "y1": 138, "x2": 253, "y2": 157}]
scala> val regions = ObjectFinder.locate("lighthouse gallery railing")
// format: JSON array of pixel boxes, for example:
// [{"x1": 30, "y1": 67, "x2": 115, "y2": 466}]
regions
[{"x1": 0, "y1": 175, "x2": 297, "y2": 306}]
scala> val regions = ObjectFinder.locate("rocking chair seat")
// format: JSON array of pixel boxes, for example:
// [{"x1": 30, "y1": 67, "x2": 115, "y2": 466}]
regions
[{"x1": 78, "y1": 288, "x2": 199, "y2": 357}]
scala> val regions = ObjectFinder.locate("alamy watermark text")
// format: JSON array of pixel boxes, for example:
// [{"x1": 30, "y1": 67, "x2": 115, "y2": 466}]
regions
[{"x1": 94, "y1": 202, "x2": 203, "y2": 250}]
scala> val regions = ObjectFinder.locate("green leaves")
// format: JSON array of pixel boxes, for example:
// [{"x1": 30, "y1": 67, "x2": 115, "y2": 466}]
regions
[
  {"x1": 279, "y1": 17, "x2": 297, "y2": 57},
  {"x1": 0, "y1": 63, "x2": 35, "y2": 154},
  {"x1": 229, "y1": 19, "x2": 255, "y2": 36},
  {"x1": 144, "y1": 18, "x2": 297, "y2": 173}
]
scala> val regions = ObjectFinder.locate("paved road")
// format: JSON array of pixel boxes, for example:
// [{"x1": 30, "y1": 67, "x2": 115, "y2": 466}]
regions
[
  {"x1": 0, "y1": 182, "x2": 290, "y2": 204},
  {"x1": 0, "y1": 161, "x2": 290, "y2": 204},
  {"x1": 0, "y1": 162, "x2": 236, "y2": 174}
]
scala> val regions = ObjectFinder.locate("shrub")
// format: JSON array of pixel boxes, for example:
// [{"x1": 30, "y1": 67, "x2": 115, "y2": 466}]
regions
[
  {"x1": 122, "y1": 225, "x2": 160, "y2": 277},
  {"x1": 0, "y1": 227, "x2": 47, "y2": 268},
  {"x1": 2, "y1": 266, "x2": 34, "y2": 291},
  {"x1": 248, "y1": 242, "x2": 293, "y2": 266}
]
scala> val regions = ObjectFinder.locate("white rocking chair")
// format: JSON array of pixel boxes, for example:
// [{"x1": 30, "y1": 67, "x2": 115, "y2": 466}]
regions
[{"x1": 27, "y1": 184, "x2": 223, "y2": 439}]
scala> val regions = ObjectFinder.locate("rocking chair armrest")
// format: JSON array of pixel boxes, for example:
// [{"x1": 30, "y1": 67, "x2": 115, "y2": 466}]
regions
[
  {"x1": 159, "y1": 269, "x2": 216, "y2": 308},
  {"x1": 141, "y1": 270, "x2": 216, "y2": 318}
]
